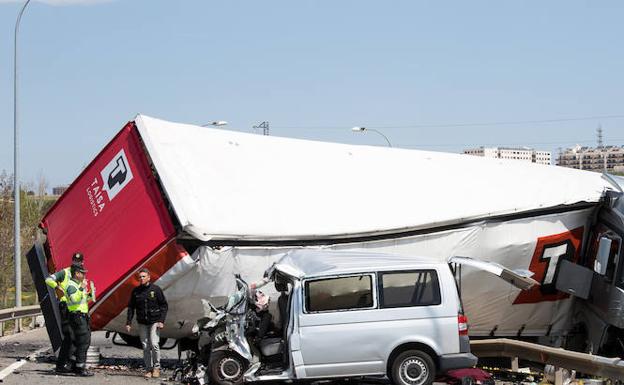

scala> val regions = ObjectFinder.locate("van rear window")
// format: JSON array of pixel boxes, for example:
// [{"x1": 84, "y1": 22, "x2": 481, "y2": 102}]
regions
[
  {"x1": 379, "y1": 270, "x2": 441, "y2": 308},
  {"x1": 305, "y1": 275, "x2": 373, "y2": 312}
]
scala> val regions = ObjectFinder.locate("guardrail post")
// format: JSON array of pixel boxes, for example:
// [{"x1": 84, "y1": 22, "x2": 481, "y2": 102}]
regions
[
  {"x1": 0, "y1": 320, "x2": 4, "y2": 336},
  {"x1": 32, "y1": 291, "x2": 38, "y2": 328},
  {"x1": 511, "y1": 356, "x2": 519, "y2": 371},
  {"x1": 554, "y1": 367, "x2": 563, "y2": 385}
]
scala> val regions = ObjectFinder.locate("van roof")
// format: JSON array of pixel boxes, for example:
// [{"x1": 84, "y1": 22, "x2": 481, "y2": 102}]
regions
[{"x1": 274, "y1": 249, "x2": 445, "y2": 278}]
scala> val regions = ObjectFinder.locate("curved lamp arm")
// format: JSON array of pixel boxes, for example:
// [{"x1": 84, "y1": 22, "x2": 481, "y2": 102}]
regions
[{"x1": 351, "y1": 126, "x2": 392, "y2": 147}]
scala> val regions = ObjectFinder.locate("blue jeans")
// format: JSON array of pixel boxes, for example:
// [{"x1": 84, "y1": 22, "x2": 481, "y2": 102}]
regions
[{"x1": 138, "y1": 323, "x2": 160, "y2": 369}]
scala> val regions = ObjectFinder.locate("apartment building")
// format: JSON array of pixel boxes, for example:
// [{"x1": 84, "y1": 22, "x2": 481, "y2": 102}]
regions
[
  {"x1": 557, "y1": 145, "x2": 624, "y2": 173},
  {"x1": 464, "y1": 147, "x2": 552, "y2": 165},
  {"x1": 52, "y1": 185, "x2": 68, "y2": 196}
]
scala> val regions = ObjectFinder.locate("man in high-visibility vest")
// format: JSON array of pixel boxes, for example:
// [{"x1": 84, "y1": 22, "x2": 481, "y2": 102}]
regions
[
  {"x1": 44, "y1": 252, "x2": 84, "y2": 373},
  {"x1": 65, "y1": 262, "x2": 95, "y2": 377}
]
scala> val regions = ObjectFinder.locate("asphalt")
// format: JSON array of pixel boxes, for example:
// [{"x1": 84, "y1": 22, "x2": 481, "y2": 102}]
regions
[
  {"x1": 0, "y1": 327, "x2": 469, "y2": 385},
  {"x1": 0, "y1": 328, "x2": 181, "y2": 385}
]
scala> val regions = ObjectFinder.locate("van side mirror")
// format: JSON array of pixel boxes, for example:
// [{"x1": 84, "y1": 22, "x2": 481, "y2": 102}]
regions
[{"x1": 594, "y1": 237, "x2": 612, "y2": 275}]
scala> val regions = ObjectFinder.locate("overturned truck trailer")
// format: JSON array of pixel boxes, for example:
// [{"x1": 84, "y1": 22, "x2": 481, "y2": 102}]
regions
[{"x1": 28, "y1": 115, "x2": 624, "y2": 354}]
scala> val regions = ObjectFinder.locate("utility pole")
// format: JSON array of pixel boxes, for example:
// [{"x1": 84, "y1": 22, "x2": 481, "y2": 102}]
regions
[
  {"x1": 597, "y1": 124, "x2": 607, "y2": 172},
  {"x1": 14, "y1": 0, "x2": 32, "y2": 329},
  {"x1": 253, "y1": 121, "x2": 270, "y2": 136},
  {"x1": 597, "y1": 124, "x2": 603, "y2": 148}
]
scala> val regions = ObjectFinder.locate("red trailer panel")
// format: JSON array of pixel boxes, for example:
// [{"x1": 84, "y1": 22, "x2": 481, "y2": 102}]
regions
[
  {"x1": 41, "y1": 122, "x2": 176, "y2": 302},
  {"x1": 90, "y1": 238, "x2": 186, "y2": 330}
]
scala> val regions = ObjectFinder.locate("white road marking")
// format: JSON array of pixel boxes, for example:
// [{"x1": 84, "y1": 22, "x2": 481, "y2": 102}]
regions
[{"x1": 0, "y1": 346, "x2": 49, "y2": 381}]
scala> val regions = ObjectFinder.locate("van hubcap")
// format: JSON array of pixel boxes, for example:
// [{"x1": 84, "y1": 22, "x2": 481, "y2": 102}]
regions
[
  {"x1": 219, "y1": 357, "x2": 242, "y2": 380},
  {"x1": 400, "y1": 358, "x2": 427, "y2": 385}
]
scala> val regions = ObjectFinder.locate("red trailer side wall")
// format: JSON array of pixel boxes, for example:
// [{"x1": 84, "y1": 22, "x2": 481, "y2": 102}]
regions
[
  {"x1": 90, "y1": 238, "x2": 186, "y2": 330},
  {"x1": 40, "y1": 122, "x2": 176, "y2": 302}
]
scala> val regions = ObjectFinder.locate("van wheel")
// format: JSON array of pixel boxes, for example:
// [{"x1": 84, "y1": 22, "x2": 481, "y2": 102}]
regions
[
  {"x1": 390, "y1": 350, "x2": 435, "y2": 385},
  {"x1": 461, "y1": 376, "x2": 475, "y2": 385},
  {"x1": 208, "y1": 351, "x2": 248, "y2": 385}
]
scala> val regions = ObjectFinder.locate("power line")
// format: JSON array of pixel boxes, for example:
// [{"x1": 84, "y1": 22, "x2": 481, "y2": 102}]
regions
[{"x1": 271, "y1": 114, "x2": 624, "y2": 130}]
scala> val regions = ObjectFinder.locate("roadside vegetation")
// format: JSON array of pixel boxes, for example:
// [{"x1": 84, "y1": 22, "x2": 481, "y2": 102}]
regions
[{"x1": 0, "y1": 170, "x2": 57, "y2": 310}]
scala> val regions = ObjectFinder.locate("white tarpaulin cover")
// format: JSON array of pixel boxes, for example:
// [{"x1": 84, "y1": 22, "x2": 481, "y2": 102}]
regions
[
  {"x1": 103, "y1": 208, "x2": 593, "y2": 338},
  {"x1": 135, "y1": 114, "x2": 614, "y2": 241}
]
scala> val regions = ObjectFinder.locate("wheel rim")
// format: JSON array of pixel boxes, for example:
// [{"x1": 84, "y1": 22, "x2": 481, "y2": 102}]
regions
[
  {"x1": 218, "y1": 356, "x2": 242, "y2": 381},
  {"x1": 399, "y1": 357, "x2": 428, "y2": 385}
]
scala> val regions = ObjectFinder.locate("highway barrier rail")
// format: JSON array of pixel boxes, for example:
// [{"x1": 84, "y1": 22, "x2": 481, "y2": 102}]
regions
[
  {"x1": 471, "y1": 338, "x2": 624, "y2": 382},
  {"x1": 0, "y1": 305, "x2": 42, "y2": 336}
]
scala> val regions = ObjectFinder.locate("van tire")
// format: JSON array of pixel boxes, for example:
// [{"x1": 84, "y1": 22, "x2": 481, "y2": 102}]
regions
[
  {"x1": 390, "y1": 349, "x2": 435, "y2": 385},
  {"x1": 208, "y1": 351, "x2": 248, "y2": 385}
]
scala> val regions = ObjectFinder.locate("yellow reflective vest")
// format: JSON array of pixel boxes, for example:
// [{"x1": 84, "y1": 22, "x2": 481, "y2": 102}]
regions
[
  {"x1": 66, "y1": 279, "x2": 91, "y2": 314},
  {"x1": 44, "y1": 267, "x2": 72, "y2": 303}
]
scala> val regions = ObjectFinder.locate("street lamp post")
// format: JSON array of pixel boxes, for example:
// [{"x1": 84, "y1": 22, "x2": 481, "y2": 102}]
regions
[
  {"x1": 14, "y1": 0, "x2": 32, "y2": 321},
  {"x1": 351, "y1": 126, "x2": 392, "y2": 147},
  {"x1": 201, "y1": 121, "x2": 228, "y2": 127}
]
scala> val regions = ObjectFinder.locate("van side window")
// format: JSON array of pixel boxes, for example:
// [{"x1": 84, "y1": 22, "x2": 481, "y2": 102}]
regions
[
  {"x1": 379, "y1": 270, "x2": 441, "y2": 308},
  {"x1": 305, "y1": 275, "x2": 373, "y2": 312}
]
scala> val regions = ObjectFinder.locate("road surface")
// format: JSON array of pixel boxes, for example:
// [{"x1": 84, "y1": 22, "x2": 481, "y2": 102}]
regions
[
  {"x1": 0, "y1": 328, "x2": 492, "y2": 385},
  {"x1": 0, "y1": 328, "x2": 181, "y2": 384}
]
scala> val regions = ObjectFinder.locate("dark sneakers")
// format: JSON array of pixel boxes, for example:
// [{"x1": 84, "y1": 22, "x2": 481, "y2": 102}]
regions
[
  {"x1": 54, "y1": 365, "x2": 73, "y2": 374},
  {"x1": 74, "y1": 368, "x2": 95, "y2": 377}
]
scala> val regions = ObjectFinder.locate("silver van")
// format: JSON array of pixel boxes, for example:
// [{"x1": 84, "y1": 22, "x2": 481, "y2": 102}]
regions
[{"x1": 199, "y1": 250, "x2": 536, "y2": 385}]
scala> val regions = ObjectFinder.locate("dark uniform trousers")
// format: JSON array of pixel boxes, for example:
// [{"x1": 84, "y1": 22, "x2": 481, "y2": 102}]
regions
[
  {"x1": 69, "y1": 312, "x2": 91, "y2": 368},
  {"x1": 56, "y1": 302, "x2": 75, "y2": 368}
]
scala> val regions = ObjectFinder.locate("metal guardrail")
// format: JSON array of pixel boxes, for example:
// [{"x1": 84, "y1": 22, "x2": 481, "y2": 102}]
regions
[
  {"x1": 0, "y1": 305, "x2": 42, "y2": 336},
  {"x1": 471, "y1": 338, "x2": 624, "y2": 380},
  {"x1": 0, "y1": 305, "x2": 41, "y2": 322}
]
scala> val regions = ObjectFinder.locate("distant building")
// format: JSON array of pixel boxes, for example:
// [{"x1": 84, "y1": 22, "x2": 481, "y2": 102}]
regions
[
  {"x1": 52, "y1": 185, "x2": 68, "y2": 196},
  {"x1": 464, "y1": 147, "x2": 552, "y2": 165},
  {"x1": 557, "y1": 145, "x2": 624, "y2": 172}
]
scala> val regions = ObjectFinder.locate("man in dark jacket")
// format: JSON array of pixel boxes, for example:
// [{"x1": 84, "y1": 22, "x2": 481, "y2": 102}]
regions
[{"x1": 126, "y1": 268, "x2": 168, "y2": 378}]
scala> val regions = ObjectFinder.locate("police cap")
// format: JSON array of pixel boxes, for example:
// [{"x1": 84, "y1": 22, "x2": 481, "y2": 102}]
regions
[
  {"x1": 72, "y1": 252, "x2": 84, "y2": 263},
  {"x1": 71, "y1": 262, "x2": 88, "y2": 274}
]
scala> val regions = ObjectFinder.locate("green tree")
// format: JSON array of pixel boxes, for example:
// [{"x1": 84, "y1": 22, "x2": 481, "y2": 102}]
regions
[
  {"x1": 0, "y1": 171, "x2": 56, "y2": 309},
  {"x1": 0, "y1": 171, "x2": 14, "y2": 308}
]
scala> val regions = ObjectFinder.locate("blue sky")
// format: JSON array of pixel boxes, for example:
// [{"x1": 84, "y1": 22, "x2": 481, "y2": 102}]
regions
[{"x1": 1, "y1": 0, "x2": 623, "y2": 188}]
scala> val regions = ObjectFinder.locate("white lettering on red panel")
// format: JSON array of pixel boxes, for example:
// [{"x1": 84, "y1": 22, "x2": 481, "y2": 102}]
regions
[
  {"x1": 86, "y1": 177, "x2": 105, "y2": 217},
  {"x1": 86, "y1": 149, "x2": 134, "y2": 217}
]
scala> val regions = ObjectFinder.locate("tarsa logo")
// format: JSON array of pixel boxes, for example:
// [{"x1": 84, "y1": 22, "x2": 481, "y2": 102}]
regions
[
  {"x1": 100, "y1": 149, "x2": 134, "y2": 201},
  {"x1": 513, "y1": 227, "x2": 584, "y2": 304},
  {"x1": 86, "y1": 149, "x2": 134, "y2": 217}
]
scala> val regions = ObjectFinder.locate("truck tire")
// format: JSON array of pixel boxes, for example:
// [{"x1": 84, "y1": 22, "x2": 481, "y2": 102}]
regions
[
  {"x1": 565, "y1": 323, "x2": 590, "y2": 353},
  {"x1": 118, "y1": 332, "x2": 169, "y2": 349},
  {"x1": 390, "y1": 349, "x2": 435, "y2": 385},
  {"x1": 209, "y1": 350, "x2": 248, "y2": 385},
  {"x1": 118, "y1": 333, "x2": 142, "y2": 349}
]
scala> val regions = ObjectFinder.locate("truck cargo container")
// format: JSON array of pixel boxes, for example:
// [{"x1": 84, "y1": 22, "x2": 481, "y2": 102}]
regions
[{"x1": 28, "y1": 115, "x2": 624, "y2": 357}]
